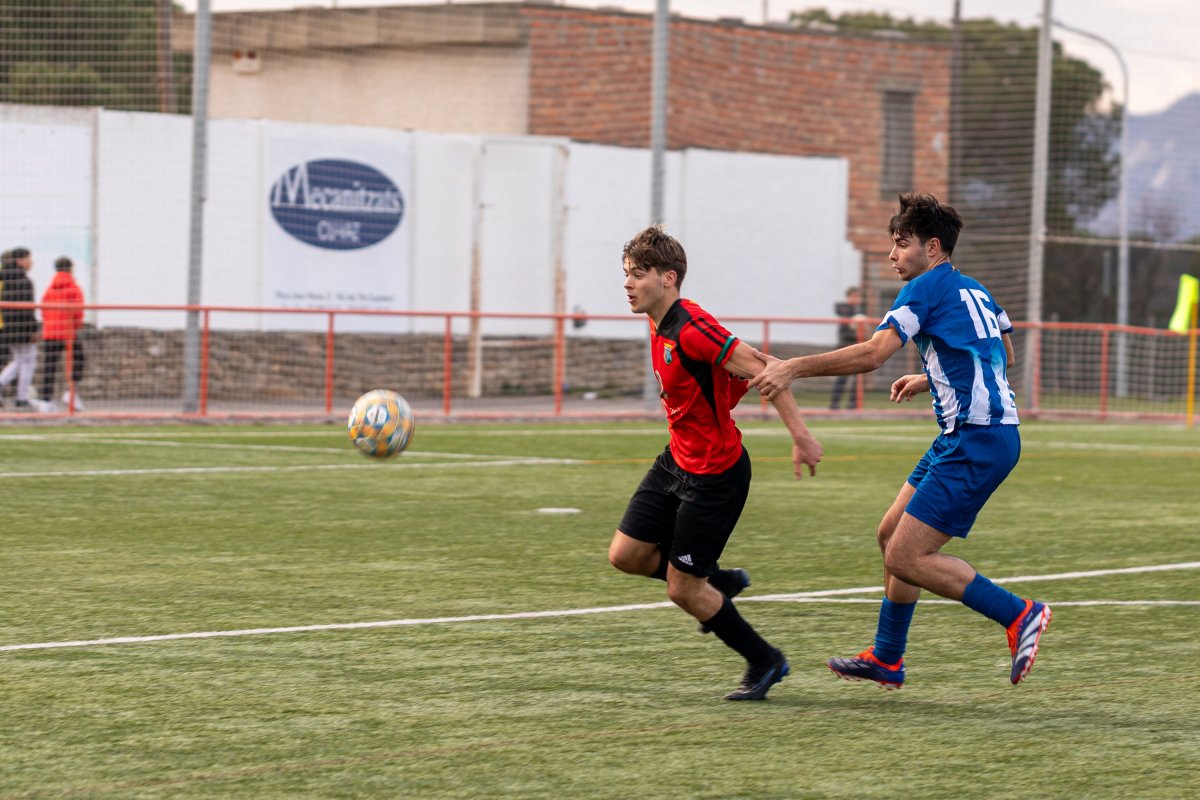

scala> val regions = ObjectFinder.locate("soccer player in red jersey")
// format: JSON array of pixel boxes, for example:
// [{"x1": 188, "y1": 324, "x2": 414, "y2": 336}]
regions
[{"x1": 607, "y1": 225, "x2": 823, "y2": 700}]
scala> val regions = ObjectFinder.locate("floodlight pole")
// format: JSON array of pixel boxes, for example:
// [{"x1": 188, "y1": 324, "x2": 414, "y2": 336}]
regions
[
  {"x1": 1024, "y1": 0, "x2": 1053, "y2": 409},
  {"x1": 183, "y1": 0, "x2": 211, "y2": 413},
  {"x1": 1053, "y1": 18, "x2": 1130, "y2": 396},
  {"x1": 649, "y1": 0, "x2": 668, "y2": 224},
  {"x1": 645, "y1": 0, "x2": 670, "y2": 411}
]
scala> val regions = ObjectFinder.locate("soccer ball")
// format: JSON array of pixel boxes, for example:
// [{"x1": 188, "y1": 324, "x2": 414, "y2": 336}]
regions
[{"x1": 347, "y1": 389, "x2": 415, "y2": 458}]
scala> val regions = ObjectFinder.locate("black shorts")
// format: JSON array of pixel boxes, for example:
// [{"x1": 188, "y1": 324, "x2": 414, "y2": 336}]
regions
[{"x1": 618, "y1": 446, "x2": 751, "y2": 577}]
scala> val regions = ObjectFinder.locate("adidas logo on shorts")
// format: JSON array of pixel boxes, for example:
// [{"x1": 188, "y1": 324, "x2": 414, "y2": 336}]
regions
[{"x1": 677, "y1": 554, "x2": 694, "y2": 566}]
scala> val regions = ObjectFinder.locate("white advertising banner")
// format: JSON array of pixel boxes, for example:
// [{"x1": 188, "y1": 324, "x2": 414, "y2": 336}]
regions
[
  {"x1": 0, "y1": 110, "x2": 94, "y2": 311},
  {"x1": 262, "y1": 123, "x2": 413, "y2": 332}
]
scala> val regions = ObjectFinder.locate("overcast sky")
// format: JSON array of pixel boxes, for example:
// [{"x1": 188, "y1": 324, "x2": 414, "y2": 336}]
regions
[{"x1": 182, "y1": 0, "x2": 1199, "y2": 115}]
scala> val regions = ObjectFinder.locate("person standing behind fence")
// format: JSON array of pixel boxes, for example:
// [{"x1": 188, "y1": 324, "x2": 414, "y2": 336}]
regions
[
  {"x1": 40, "y1": 256, "x2": 86, "y2": 411},
  {"x1": 0, "y1": 247, "x2": 43, "y2": 410},
  {"x1": 0, "y1": 251, "x2": 11, "y2": 372},
  {"x1": 829, "y1": 286, "x2": 865, "y2": 410}
]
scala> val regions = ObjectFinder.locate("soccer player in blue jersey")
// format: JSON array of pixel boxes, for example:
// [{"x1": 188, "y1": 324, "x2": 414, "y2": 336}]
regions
[
  {"x1": 750, "y1": 193, "x2": 1051, "y2": 688},
  {"x1": 609, "y1": 225, "x2": 824, "y2": 701}
]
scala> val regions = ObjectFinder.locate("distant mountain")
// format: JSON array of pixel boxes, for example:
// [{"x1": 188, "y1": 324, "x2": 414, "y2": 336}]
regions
[{"x1": 1088, "y1": 93, "x2": 1200, "y2": 242}]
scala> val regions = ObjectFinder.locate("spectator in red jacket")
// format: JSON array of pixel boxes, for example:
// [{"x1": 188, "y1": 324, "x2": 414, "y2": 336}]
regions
[{"x1": 40, "y1": 256, "x2": 86, "y2": 410}]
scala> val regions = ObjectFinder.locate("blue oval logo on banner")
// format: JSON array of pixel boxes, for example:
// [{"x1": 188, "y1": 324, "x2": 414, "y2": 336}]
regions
[{"x1": 269, "y1": 159, "x2": 405, "y2": 250}]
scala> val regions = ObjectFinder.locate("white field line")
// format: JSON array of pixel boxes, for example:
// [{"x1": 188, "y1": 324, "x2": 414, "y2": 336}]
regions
[
  {"x1": 0, "y1": 432, "x2": 522, "y2": 459},
  {"x1": 4, "y1": 424, "x2": 1197, "y2": 454},
  {"x1": 3, "y1": 561, "x2": 1197, "y2": 654},
  {"x1": 745, "y1": 561, "x2": 1200, "y2": 602},
  {"x1": 799, "y1": 599, "x2": 1200, "y2": 606},
  {"x1": 5, "y1": 429, "x2": 1196, "y2": 464},
  {"x1": 0, "y1": 422, "x2": 1182, "y2": 441},
  {"x1": 0, "y1": 457, "x2": 581, "y2": 480},
  {"x1": 789, "y1": 431, "x2": 1200, "y2": 454},
  {"x1": 379, "y1": 426, "x2": 1200, "y2": 454},
  {"x1": 0, "y1": 430, "x2": 342, "y2": 440}
]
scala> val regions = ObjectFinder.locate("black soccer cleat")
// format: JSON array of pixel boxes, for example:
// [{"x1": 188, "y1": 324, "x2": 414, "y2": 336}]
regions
[
  {"x1": 725, "y1": 650, "x2": 789, "y2": 701},
  {"x1": 698, "y1": 568, "x2": 751, "y2": 634}
]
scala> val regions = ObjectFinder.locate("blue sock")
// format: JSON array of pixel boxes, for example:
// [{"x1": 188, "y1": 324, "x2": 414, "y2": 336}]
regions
[
  {"x1": 872, "y1": 597, "x2": 916, "y2": 665},
  {"x1": 961, "y1": 572, "x2": 1027, "y2": 627}
]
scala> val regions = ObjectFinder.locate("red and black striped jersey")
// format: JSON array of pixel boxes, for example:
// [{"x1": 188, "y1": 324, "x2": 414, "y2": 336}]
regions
[{"x1": 650, "y1": 299, "x2": 747, "y2": 474}]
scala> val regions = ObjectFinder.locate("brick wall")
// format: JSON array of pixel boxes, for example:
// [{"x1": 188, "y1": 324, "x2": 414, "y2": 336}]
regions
[{"x1": 522, "y1": 6, "x2": 951, "y2": 259}]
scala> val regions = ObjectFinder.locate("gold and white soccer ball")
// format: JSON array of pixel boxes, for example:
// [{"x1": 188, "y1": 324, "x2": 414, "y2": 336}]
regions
[{"x1": 347, "y1": 389, "x2": 415, "y2": 458}]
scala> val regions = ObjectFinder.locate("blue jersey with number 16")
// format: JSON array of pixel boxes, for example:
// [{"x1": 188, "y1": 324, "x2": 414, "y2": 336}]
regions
[{"x1": 877, "y1": 263, "x2": 1019, "y2": 434}]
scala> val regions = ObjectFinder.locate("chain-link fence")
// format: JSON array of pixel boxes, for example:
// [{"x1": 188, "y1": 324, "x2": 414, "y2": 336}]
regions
[{"x1": 1, "y1": 0, "x2": 1197, "y2": 419}]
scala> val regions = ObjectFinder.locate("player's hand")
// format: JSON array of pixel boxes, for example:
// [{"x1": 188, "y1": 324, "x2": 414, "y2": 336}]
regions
[
  {"x1": 791, "y1": 433, "x2": 823, "y2": 479},
  {"x1": 889, "y1": 373, "x2": 928, "y2": 403},
  {"x1": 749, "y1": 356, "x2": 794, "y2": 401}
]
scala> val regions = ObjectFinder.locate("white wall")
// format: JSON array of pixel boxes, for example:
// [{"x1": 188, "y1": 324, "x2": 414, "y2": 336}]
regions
[
  {"x1": 676, "y1": 149, "x2": 853, "y2": 345},
  {"x1": 0, "y1": 106, "x2": 95, "y2": 314},
  {"x1": 96, "y1": 110, "x2": 192, "y2": 329},
  {"x1": 0, "y1": 106, "x2": 860, "y2": 342},
  {"x1": 410, "y1": 132, "x2": 477, "y2": 335}
]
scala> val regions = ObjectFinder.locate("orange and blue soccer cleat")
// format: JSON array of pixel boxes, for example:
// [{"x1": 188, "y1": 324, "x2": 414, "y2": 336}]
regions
[
  {"x1": 1007, "y1": 599, "x2": 1052, "y2": 685},
  {"x1": 826, "y1": 646, "x2": 905, "y2": 690}
]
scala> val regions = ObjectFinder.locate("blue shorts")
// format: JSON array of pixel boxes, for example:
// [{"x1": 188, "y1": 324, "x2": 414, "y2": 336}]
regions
[{"x1": 905, "y1": 424, "x2": 1020, "y2": 538}]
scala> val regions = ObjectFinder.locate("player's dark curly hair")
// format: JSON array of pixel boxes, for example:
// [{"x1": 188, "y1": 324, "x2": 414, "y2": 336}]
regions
[
  {"x1": 887, "y1": 193, "x2": 964, "y2": 255},
  {"x1": 622, "y1": 225, "x2": 688, "y2": 288}
]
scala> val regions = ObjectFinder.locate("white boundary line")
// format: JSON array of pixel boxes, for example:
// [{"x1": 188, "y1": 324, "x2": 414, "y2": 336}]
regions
[
  {"x1": 0, "y1": 457, "x2": 581, "y2": 480},
  {"x1": 3, "y1": 561, "x2": 1197, "y2": 654},
  {"x1": 0, "y1": 432, "x2": 568, "y2": 459},
  {"x1": 743, "y1": 561, "x2": 1200, "y2": 602},
  {"x1": 789, "y1": 598, "x2": 1200, "y2": 606}
]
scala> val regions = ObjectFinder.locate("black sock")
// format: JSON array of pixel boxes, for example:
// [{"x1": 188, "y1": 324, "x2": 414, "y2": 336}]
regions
[
  {"x1": 700, "y1": 597, "x2": 775, "y2": 664},
  {"x1": 650, "y1": 545, "x2": 669, "y2": 581},
  {"x1": 707, "y1": 569, "x2": 737, "y2": 596}
]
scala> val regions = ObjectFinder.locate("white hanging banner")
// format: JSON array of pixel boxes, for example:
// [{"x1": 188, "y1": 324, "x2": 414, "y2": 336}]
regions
[{"x1": 262, "y1": 123, "x2": 412, "y2": 331}]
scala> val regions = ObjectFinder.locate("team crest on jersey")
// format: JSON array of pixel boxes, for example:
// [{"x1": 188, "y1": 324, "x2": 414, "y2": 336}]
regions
[{"x1": 663, "y1": 343, "x2": 674, "y2": 364}]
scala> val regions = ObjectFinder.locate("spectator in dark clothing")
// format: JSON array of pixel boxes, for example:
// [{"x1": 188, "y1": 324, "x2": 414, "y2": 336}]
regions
[
  {"x1": 40, "y1": 256, "x2": 87, "y2": 410},
  {"x1": 0, "y1": 247, "x2": 43, "y2": 409},
  {"x1": 829, "y1": 286, "x2": 865, "y2": 410},
  {"x1": 0, "y1": 251, "x2": 10, "y2": 371}
]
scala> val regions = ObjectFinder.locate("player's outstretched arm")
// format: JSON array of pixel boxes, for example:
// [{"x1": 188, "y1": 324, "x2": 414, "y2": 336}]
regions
[
  {"x1": 749, "y1": 328, "x2": 904, "y2": 401},
  {"x1": 890, "y1": 373, "x2": 928, "y2": 403},
  {"x1": 724, "y1": 342, "x2": 822, "y2": 479}
]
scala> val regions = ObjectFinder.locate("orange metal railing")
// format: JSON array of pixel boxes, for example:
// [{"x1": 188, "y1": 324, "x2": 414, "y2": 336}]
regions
[{"x1": 0, "y1": 301, "x2": 1195, "y2": 425}]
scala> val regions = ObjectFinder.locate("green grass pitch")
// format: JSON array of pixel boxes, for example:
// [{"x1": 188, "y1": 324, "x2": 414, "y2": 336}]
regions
[{"x1": 1, "y1": 419, "x2": 1198, "y2": 798}]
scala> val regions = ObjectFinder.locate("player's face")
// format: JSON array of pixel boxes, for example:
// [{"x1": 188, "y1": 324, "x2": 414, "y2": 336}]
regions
[
  {"x1": 623, "y1": 258, "x2": 675, "y2": 319},
  {"x1": 888, "y1": 232, "x2": 930, "y2": 282}
]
